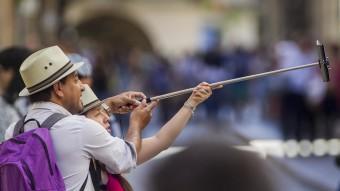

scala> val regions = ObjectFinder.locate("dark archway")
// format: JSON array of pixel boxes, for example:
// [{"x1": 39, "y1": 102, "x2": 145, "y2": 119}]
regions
[
  {"x1": 76, "y1": 14, "x2": 153, "y2": 53},
  {"x1": 63, "y1": 10, "x2": 154, "y2": 98}
]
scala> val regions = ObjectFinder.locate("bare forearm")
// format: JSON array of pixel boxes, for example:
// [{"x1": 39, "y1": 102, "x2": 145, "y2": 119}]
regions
[
  {"x1": 137, "y1": 82, "x2": 212, "y2": 164},
  {"x1": 127, "y1": 101, "x2": 157, "y2": 157},
  {"x1": 155, "y1": 106, "x2": 193, "y2": 147},
  {"x1": 137, "y1": 106, "x2": 193, "y2": 164},
  {"x1": 125, "y1": 125, "x2": 142, "y2": 153}
]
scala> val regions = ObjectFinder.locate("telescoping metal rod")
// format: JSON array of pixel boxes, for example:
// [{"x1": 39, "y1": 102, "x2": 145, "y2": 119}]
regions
[{"x1": 148, "y1": 62, "x2": 319, "y2": 102}]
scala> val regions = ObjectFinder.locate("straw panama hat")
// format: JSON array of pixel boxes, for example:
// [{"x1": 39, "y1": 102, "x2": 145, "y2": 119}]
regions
[
  {"x1": 80, "y1": 84, "x2": 103, "y2": 114},
  {"x1": 19, "y1": 46, "x2": 83, "y2": 96}
]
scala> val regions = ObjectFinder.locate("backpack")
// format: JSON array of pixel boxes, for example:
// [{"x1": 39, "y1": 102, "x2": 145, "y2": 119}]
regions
[
  {"x1": 0, "y1": 113, "x2": 88, "y2": 191},
  {"x1": 90, "y1": 160, "x2": 133, "y2": 191}
]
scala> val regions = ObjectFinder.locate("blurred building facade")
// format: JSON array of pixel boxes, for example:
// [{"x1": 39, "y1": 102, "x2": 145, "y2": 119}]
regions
[
  {"x1": 0, "y1": 0, "x2": 339, "y2": 52},
  {"x1": 260, "y1": 0, "x2": 340, "y2": 46}
]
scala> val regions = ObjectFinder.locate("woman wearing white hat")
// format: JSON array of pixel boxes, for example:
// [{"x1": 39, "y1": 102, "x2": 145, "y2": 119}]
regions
[
  {"x1": 81, "y1": 82, "x2": 212, "y2": 164},
  {"x1": 4, "y1": 46, "x2": 157, "y2": 191},
  {"x1": 80, "y1": 80, "x2": 212, "y2": 190}
]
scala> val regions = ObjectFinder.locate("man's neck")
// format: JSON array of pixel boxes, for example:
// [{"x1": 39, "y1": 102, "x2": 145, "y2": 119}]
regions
[
  {"x1": 31, "y1": 100, "x2": 72, "y2": 115},
  {"x1": 49, "y1": 97, "x2": 70, "y2": 112},
  {"x1": 50, "y1": 97, "x2": 78, "y2": 115}
]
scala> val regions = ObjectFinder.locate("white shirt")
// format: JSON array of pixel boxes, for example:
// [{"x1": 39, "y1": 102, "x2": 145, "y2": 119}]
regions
[{"x1": 5, "y1": 102, "x2": 137, "y2": 191}]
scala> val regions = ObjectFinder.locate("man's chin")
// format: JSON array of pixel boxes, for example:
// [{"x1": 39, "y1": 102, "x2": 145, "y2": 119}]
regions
[
  {"x1": 78, "y1": 102, "x2": 84, "y2": 113},
  {"x1": 73, "y1": 105, "x2": 84, "y2": 115}
]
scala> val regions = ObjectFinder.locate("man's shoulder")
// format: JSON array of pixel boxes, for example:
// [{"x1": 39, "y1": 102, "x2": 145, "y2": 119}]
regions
[
  {"x1": 59, "y1": 115, "x2": 103, "y2": 128},
  {"x1": 63, "y1": 114, "x2": 87, "y2": 121},
  {"x1": 60, "y1": 115, "x2": 108, "y2": 138},
  {"x1": 5, "y1": 114, "x2": 104, "y2": 140}
]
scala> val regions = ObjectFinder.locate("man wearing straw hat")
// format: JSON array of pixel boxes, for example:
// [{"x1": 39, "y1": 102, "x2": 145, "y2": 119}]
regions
[{"x1": 4, "y1": 46, "x2": 157, "y2": 190}]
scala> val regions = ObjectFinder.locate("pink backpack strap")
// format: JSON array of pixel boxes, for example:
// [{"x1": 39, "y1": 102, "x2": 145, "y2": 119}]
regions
[{"x1": 107, "y1": 173, "x2": 125, "y2": 191}]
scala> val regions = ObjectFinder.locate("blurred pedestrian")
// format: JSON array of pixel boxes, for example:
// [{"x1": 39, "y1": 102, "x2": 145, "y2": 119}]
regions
[
  {"x1": 68, "y1": 53, "x2": 93, "y2": 87},
  {"x1": 0, "y1": 47, "x2": 31, "y2": 141}
]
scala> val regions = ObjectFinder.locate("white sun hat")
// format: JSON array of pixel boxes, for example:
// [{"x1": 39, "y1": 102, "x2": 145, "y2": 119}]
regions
[
  {"x1": 80, "y1": 84, "x2": 102, "y2": 114},
  {"x1": 80, "y1": 84, "x2": 111, "y2": 115},
  {"x1": 19, "y1": 46, "x2": 83, "y2": 96}
]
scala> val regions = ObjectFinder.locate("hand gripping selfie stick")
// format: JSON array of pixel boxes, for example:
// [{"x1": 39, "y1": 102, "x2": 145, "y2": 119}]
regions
[{"x1": 144, "y1": 40, "x2": 330, "y2": 103}]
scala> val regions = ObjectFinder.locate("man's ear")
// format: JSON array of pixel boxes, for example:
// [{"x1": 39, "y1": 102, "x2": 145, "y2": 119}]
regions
[{"x1": 53, "y1": 82, "x2": 64, "y2": 98}]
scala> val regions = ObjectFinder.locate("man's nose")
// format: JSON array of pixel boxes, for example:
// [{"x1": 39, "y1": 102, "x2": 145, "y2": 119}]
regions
[{"x1": 80, "y1": 83, "x2": 85, "y2": 92}]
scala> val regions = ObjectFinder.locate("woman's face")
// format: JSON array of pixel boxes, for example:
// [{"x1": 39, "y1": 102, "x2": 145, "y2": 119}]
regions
[{"x1": 86, "y1": 106, "x2": 111, "y2": 132}]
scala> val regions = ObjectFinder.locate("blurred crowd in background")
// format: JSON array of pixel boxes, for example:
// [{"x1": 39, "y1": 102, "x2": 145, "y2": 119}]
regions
[
  {"x1": 1, "y1": 0, "x2": 340, "y2": 142},
  {"x1": 75, "y1": 34, "x2": 340, "y2": 141}
]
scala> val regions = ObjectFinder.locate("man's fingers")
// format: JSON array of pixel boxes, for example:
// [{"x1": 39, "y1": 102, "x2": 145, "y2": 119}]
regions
[
  {"x1": 122, "y1": 96, "x2": 137, "y2": 105},
  {"x1": 121, "y1": 91, "x2": 146, "y2": 106},
  {"x1": 117, "y1": 107, "x2": 129, "y2": 114},
  {"x1": 130, "y1": 92, "x2": 146, "y2": 99},
  {"x1": 134, "y1": 99, "x2": 142, "y2": 105},
  {"x1": 135, "y1": 101, "x2": 147, "y2": 109},
  {"x1": 145, "y1": 101, "x2": 158, "y2": 112}
]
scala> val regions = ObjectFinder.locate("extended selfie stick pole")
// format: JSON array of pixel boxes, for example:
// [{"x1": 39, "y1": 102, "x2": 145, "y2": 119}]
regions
[{"x1": 145, "y1": 40, "x2": 330, "y2": 103}]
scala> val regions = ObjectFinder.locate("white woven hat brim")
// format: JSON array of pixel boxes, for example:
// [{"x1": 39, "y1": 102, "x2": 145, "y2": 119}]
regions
[
  {"x1": 80, "y1": 100, "x2": 103, "y2": 115},
  {"x1": 19, "y1": 62, "x2": 84, "y2": 96}
]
